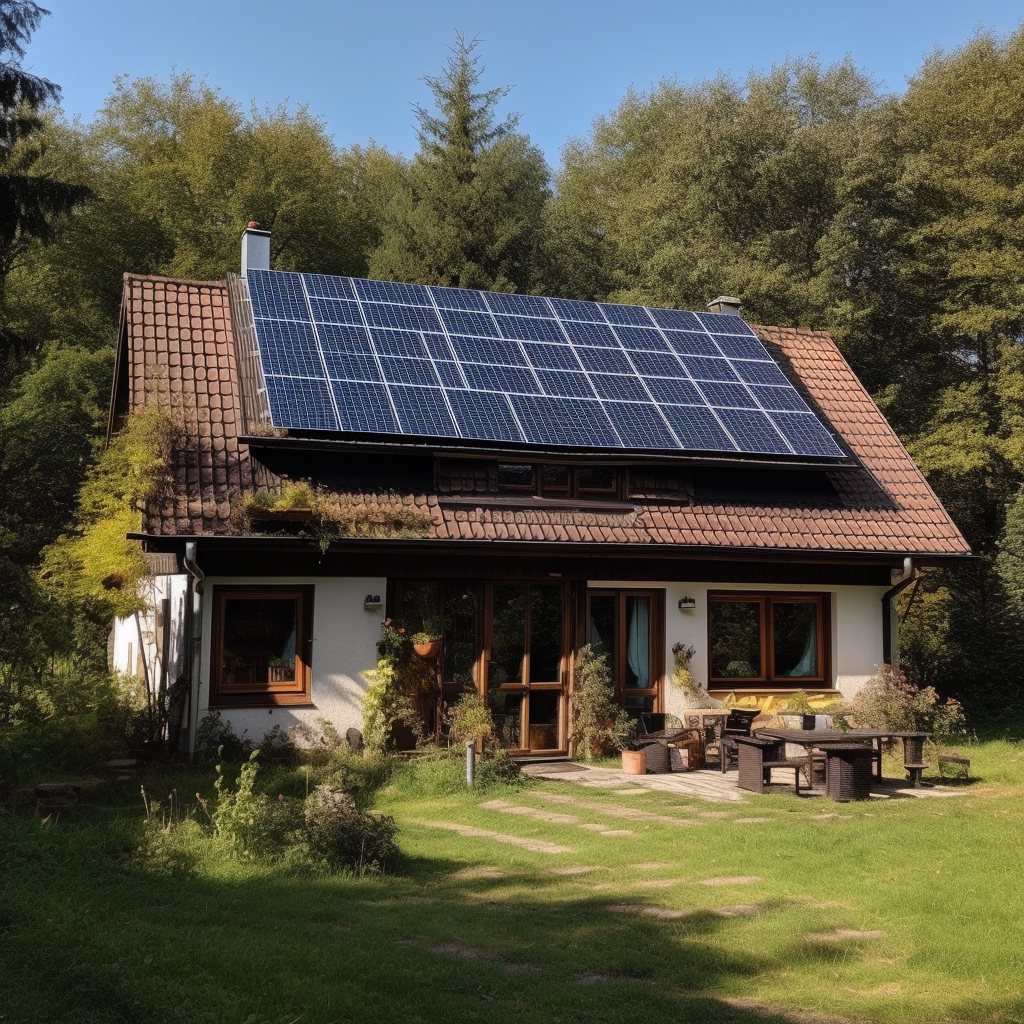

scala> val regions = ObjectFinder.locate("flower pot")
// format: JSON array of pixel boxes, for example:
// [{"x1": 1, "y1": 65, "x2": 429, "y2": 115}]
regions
[
  {"x1": 621, "y1": 749, "x2": 647, "y2": 775},
  {"x1": 412, "y1": 640, "x2": 441, "y2": 659}
]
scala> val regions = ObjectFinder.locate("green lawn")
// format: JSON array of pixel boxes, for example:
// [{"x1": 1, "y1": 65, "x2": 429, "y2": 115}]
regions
[{"x1": 2, "y1": 743, "x2": 1023, "y2": 1024}]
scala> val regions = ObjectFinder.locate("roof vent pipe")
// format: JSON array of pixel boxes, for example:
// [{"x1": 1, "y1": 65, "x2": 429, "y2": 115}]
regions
[
  {"x1": 241, "y1": 221, "x2": 270, "y2": 275},
  {"x1": 707, "y1": 295, "x2": 742, "y2": 315}
]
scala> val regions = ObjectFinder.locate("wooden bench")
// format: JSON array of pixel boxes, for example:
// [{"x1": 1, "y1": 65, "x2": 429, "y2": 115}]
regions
[{"x1": 938, "y1": 753, "x2": 970, "y2": 779}]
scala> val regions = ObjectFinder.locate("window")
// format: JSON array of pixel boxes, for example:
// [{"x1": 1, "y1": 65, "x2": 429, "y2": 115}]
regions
[
  {"x1": 496, "y1": 463, "x2": 620, "y2": 498},
  {"x1": 587, "y1": 589, "x2": 664, "y2": 716},
  {"x1": 708, "y1": 592, "x2": 829, "y2": 687},
  {"x1": 210, "y1": 586, "x2": 313, "y2": 706}
]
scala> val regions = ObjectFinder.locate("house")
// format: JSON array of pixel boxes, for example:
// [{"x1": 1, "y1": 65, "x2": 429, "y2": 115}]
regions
[{"x1": 107, "y1": 225, "x2": 971, "y2": 757}]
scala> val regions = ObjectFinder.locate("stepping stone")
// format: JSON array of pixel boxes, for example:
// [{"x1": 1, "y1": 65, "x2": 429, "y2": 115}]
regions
[
  {"x1": 609, "y1": 903, "x2": 689, "y2": 919},
  {"x1": 701, "y1": 876, "x2": 761, "y2": 886},
  {"x1": 420, "y1": 820, "x2": 572, "y2": 854},
  {"x1": 806, "y1": 928, "x2": 886, "y2": 941},
  {"x1": 549, "y1": 865, "x2": 602, "y2": 875},
  {"x1": 712, "y1": 904, "x2": 761, "y2": 917}
]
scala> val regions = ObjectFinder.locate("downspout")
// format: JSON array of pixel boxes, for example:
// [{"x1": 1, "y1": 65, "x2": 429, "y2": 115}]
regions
[
  {"x1": 881, "y1": 556, "x2": 915, "y2": 666},
  {"x1": 183, "y1": 541, "x2": 205, "y2": 760}
]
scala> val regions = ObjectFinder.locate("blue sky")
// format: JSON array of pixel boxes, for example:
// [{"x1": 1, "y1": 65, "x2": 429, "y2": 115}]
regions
[{"x1": 28, "y1": 0, "x2": 1024, "y2": 169}]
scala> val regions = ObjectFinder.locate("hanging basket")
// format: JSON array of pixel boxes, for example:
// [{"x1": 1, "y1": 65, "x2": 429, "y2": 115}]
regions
[{"x1": 412, "y1": 640, "x2": 441, "y2": 660}]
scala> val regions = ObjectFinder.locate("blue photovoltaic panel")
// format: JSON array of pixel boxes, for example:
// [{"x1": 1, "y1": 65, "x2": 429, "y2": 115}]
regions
[
  {"x1": 716, "y1": 408, "x2": 791, "y2": 454},
  {"x1": 510, "y1": 395, "x2": 619, "y2": 447},
  {"x1": 245, "y1": 269, "x2": 846, "y2": 458},
  {"x1": 603, "y1": 402, "x2": 678, "y2": 449},
  {"x1": 390, "y1": 386, "x2": 459, "y2": 437},
  {"x1": 575, "y1": 347, "x2": 634, "y2": 375},
  {"x1": 450, "y1": 335, "x2": 528, "y2": 367},
  {"x1": 589, "y1": 373, "x2": 652, "y2": 402},
  {"x1": 446, "y1": 389, "x2": 524, "y2": 442},
  {"x1": 484, "y1": 292, "x2": 552, "y2": 317},
  {"x1": 369, "y1": 328, "x2": 428, "y2": 358},
  {"x1": 523, "y1": 342, "x2": 583, "y2": 371},
  {"x1": 428, "y1": 285, "x2": 488, "y2": 310},
  {"x1": 534, "y1": 369, "x2": 595, "y2": 399},
  {"x1": 462, "y1": 362, "x2": 541, "y2": 395},
  {"x1": 265, "y1": 375, "x2": 339, "y2": 431},
  {"x1": 331, "y1": 380, "x2": 398, "y2": 434},
  {"x1": 379, "y1": 357, "x2": 440, "y2": 388}
]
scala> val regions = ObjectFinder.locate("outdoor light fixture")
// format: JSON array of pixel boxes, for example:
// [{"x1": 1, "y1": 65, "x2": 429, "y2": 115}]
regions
[
  {"x1": 677, "y1": 596, "x2": 696, "y2": 610},
  {"x1": 364, "y1": 594, "x2": 382, "y2": 610}
]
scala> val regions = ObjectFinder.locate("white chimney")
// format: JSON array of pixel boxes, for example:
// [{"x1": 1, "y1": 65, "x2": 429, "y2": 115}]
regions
[
  {"x1": 241, "y1": 221, "x2": 271, "y2": 275},
  {"x1": 707, "y1": 295, "x2": 742, "y2": 315}
]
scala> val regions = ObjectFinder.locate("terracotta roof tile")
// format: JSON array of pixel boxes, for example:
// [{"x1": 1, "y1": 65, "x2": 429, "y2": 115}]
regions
[{"x1": 114, "y1": 278, "x2": 970, "y2": 558}]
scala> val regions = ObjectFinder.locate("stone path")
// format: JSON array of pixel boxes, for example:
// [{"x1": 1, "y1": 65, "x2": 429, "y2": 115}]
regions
[
  {"x1": 520, "y1": 762, "x2": 967, "y2": 804},
  {"x1": 418, "y1": 820, "x2": 572, "y2": 853}
]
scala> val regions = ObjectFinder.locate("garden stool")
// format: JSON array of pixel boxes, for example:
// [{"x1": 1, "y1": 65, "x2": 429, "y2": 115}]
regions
[{"x1": 901, "y1": 735, "x2": 929, "y2": 787}]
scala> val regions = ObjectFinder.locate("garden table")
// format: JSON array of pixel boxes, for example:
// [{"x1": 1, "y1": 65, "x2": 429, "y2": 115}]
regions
[{"x1": 758, "y1": 728, "x2": 931, "y2": 790}]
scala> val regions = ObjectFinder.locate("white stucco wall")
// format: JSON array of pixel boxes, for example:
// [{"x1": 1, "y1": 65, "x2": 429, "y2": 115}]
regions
[
  {"x1": 588, "y1": 579, "x2": 888, "y2": 720},
  {"x1": 197, "y1": 576, "x2": 386, "y2": 748},
  {"x1": 110, "y1": 574, "x2": 189, "y2": 690}
]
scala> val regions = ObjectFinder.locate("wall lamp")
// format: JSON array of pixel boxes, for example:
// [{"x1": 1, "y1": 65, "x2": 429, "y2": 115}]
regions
[
  {"x1": 677, "y1": 596, "x2": 696, "y2": 610},
  {"x1": 364, "y1": 594, "x2": 383, "y2": 611}
]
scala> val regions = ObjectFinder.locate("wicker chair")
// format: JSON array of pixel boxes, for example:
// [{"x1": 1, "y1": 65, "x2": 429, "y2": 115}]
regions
[{"x1": 719, "y1": 708, "x2": 762, "y2": 774}]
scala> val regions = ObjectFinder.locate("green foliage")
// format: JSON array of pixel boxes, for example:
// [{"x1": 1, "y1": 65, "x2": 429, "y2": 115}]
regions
[
  {"x1": 0, "y1": 1, "x2": 90, "y2": 358},
  {"x1": 233, "y1": 480, "x2": 434, "y2": 552},
  {"x1": 369, "y1": 35, "x2": 550, "y2": 293},
  {"x1": 569, "y1": 643, "x2": 631, "y2": 761},
  {"x1": 210, "y1": 750, "x2": 399, "y2": 872},
  {"x1": 361, "y1": 619, "x2": 432, "y2": 752},
  {"x1": 443, "y1": 691, "x2": 494, "y2": 745},
  {"x1": 39, "y1": 407, "x2": 173, "y2": 618},
  {"x1": 835, "y1": 664, "x2": 967, "y2": 741},
  {"x1": 388, "y1": 746, "x2": 526, "y2": 797}
]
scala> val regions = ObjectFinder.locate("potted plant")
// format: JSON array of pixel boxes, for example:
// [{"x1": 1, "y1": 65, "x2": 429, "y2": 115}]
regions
[
  {"x1": 779, "y1": 690, "x2": 818, "y2": 729},
  {"x1": 570, "y1": 644, "x2": 631, "y2": 762},
  {"x1": 410, "y1": 624, "x2": 441, "y2": 660}
]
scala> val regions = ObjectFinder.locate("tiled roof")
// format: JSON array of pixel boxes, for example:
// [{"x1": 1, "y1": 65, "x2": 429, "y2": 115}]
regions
[{"x1": 113, "y1": 275, "x2": 970, "y2": 558}]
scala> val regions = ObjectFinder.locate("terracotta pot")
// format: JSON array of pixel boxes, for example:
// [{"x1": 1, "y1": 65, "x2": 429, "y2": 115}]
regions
[
  {"x1": 412, "y1": 640, "x2": 441, "y2": 659},
  {"x1": 621, "y1": 749, "x2": 647, "y2": 775}
]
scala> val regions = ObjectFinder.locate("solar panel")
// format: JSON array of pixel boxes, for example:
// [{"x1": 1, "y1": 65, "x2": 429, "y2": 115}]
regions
[{"x1": 245, "y1": 269, "x2": 845, "y2": 458}]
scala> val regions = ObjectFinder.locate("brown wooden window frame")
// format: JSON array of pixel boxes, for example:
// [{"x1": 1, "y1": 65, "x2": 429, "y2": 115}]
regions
[
  {"x1": 586, "y1": 588, "x2": 665, "y2": 712},
  {"x1": 707, "y1": 591, "x2": 830, "y2": 689},
  {"x1": 496, "y1": 462, "x2": 621, "y2": 499},
  {"x1": 210, "y1": 585, "x2": 314, "y2": 707}
]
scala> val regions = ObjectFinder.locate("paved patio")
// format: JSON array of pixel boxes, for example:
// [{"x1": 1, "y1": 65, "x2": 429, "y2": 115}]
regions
[{"x1": 519, "y1": 762, "x2": 967, "y2": 804}]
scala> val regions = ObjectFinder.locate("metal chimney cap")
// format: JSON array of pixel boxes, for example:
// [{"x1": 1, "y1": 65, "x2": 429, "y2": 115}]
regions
[{"x1": 707, "y1": 295, "x2": 742, "y2": 314}]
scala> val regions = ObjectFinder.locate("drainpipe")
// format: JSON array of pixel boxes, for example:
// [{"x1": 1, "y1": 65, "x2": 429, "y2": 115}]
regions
[
  {"x1": 881, "y1": 556, "x2": 915, "y2": 666},
  {"x1": 183, "y1": 541, "x2": 205, "y2": 760}
]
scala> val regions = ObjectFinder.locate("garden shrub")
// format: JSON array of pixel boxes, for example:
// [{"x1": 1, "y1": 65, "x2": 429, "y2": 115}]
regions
[
  {"x1": 569, "y1": 644, "x2": 631, "y2": 760},
  {"x1": 838, "y1": 664, "x2": 967, "y2": 740}
]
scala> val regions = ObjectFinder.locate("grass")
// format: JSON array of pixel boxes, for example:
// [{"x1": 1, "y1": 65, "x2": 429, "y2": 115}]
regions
[{"x1": 2, "y1": 742, "x2": 1023, "y2": 1024}]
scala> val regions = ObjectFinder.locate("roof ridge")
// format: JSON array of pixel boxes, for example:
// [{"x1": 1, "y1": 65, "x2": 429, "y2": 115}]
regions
[{"x1": 124, "y1": 272, "x2": 228, "y2": 289}]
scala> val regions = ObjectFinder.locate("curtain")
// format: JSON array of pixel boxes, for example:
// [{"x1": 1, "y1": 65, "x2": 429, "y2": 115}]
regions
[{"x1": 626, "y1": 597, "x2": 650, "y2": 688}]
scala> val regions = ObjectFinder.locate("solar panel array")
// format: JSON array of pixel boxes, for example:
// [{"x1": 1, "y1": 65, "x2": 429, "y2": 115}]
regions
[{"x1": 245, "y1": 270, "x2": 845, "y2": 459}]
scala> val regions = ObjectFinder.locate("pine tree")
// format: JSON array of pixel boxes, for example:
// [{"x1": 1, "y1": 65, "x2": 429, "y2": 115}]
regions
[
  {"x1": 0, "y1": 1, "x2": 89, "y2": 356},
  {"x1": 369, "y1": 35, "x2": 549, "y2": 292}
]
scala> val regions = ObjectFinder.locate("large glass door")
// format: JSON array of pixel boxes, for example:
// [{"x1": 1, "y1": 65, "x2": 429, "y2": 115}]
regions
[{"x1": 488, "y1": 582, "x2": 567, "y2": 753}]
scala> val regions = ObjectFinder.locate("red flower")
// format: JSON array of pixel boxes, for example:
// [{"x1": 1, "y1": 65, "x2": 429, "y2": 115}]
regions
[{"x1": 398, "y1": 627, "x2": 405, "y2": 634}]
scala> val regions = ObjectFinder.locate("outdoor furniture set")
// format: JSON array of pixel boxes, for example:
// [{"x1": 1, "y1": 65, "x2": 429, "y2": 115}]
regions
[{"x1": 628, "y1": 713, "x2": 932, "y2": 802}]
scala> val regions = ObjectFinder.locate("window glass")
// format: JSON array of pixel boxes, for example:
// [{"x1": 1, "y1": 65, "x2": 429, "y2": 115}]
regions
[
  {"x1": 441, "y1": 583, "x2": 479, "y2": 687},
  {"x1": 578, "y1": 466, "x2": 615, "y2": 492},
  {"x1": 625, "y1": 596, "x2": 651, "y2": 688},
  {"x1": 709, "y1": 600, "x2": 762, "y2": 678},
  {"x1": 221, "y1": 598, "x2": 297, "y2": 685},
  {"x1": 773, "y1": 602, "x2": 818, "y2": 677},
  {"x1": 491, "y1": 584, "x2": 525, "y2": 685},
  {"x1": 588, "y1": 594, "x2": 616, "y2": 663},
  {"x1": 540, "y1": 465, "x2": 570, "y2": 493},
  {"x1": 211, "y1": 587, "x2": 312, "y2": 706},
  {"x1": 529, "y1": 584, "x2": 563, "y2": 682},
  {"x1": 497, "y1": 463, "x2": 534, "y2": 488},
  {"x1": 527, "y1": 689, "x2": 559, "y2": 749}
]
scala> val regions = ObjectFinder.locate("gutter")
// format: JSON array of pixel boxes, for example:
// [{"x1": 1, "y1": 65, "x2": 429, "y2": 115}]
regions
[
  {"x1": 881, "y1": 556, "x2": 916, "y2": 665},
  {"x1": 182, "y1": 541, "x2": 205, "y2": 760}
]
